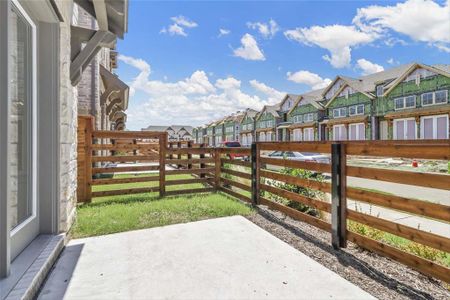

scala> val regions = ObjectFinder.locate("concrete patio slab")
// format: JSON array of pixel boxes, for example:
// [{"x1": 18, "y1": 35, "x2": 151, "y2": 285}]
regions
[{"x1": 38, "y1": 216, "x2": 374, "y2": 300}]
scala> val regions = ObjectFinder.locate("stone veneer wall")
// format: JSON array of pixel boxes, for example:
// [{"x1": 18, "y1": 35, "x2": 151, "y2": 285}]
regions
[{"x1": 55, "y1": 0, "x2": 78, "y2": 232}]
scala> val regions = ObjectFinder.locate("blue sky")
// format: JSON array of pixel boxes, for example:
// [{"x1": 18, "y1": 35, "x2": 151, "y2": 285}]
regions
[{"x1": 116, "y1": 0, "x2": 450, "y2": 129}]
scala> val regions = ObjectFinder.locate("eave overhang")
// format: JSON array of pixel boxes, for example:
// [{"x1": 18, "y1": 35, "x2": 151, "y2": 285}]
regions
[
  {"x1": 100, "y1": 65, "x2": 129, "y2": 112},
  {"x1": 70, "y1": 0, "x2": 129, "y2": 86}
]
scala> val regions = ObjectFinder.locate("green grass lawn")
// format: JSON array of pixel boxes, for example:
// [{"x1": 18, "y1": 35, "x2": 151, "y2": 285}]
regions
[{"x1": 71, "y1": 173, "x2": 253, "y2": 239}]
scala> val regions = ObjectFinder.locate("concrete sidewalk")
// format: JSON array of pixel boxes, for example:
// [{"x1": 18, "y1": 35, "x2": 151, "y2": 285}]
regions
[{"x1": 38, "y1": 216, "x2": 373, "y2": 300}]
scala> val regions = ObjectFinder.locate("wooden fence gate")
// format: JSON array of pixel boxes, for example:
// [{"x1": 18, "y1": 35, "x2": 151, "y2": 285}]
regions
[{"x1": 77, "y1": 116, "x2": 167, "y2": 202}]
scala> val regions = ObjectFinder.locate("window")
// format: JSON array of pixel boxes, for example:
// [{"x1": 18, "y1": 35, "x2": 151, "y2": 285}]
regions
[
  {"x1": 247, "y1": 133, "x2": 253, "y2": 144},
  {"x1": 421, "y1": 115, "x2": 449, "y2": 139},
  {"x1": 421, "y1": 90, "x2": 447, "y2": 106},
  {"x1": 349, "y1": 104, "x2": 364, "y2": 116},
  {"x1": 292, "y1": 129, "x2": 302, "y2": 141},
  {"x1": 376, "y1": 85, "x2": 384, "y2": 97},
  {"x1": 332, "y1": 125, "x2": 347, "y2": 141},
  {"x1": 421, "y1": 92, "x2": 433, "y2": 106},
  {"x1": 379, "y1": 121, "x2": 388, "y2": 140},
  {"x1": 293, "y1": 115, "x2": 302, "y2": 123},
  {"x1": 259, "y1": 132, "x2": 266, "y2": 142},
  {"x1": 333, "y1": 107, "x2": 347, "y2": 118},
  {"x1": 303, "y1": 128, "x2": 314, "y2": 141},
  {"x1": 435, "y1": 90, "x2": 448, "y2": 104},
  {"x1": 393, "y1": 118, "x2": 416, "y2": 140},
  {"x1": 394, "y1": 96, "x2": 416, "y2": 110},
  {"x1": 266, "y1": 131, "x2": 273, "y2": 141},
  {"x1": 349, "y1": 123, "x2": 365, "y2": 140},
  {"x1": 242, "y1": 135, "x2": 247, "y2": 146},
  {"x1": 304, "y1": 113, "x2": 314, "y2": 122}
]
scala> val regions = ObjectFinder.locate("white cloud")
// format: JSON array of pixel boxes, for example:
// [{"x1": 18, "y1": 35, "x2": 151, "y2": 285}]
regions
[
  {"x1": 354, "y1": 0, "x2": 450, "y2": 43},
  {"x1": 118, "y1": 55, "x2": 281, "y2": 129},
  {"x1": 249, "y1": 80, "x2": 285, "y2": 104},
  {"x1": 435, "y1": 43, "x2": 450, "y2": 53},
  {"x1": 353, "y1": 0, "x2": 450, "y2": 51},
  {"x1": 286, "y1": 70, "x2": 332, "y2": 90},
  {"x1": 247, "y1": 19, "x2": 279, "y2": 38},
  {"x1": 218, "y1": 28, "x2": 230, "y2": 37},
  {"x1": 160, "y1": 23, "x2": 187, "y2": 37},
  {"x1": 233, "y1": 33, "x2": 266, "y2": 61},
  {"x1": 171, "y1": 15, "x2": 198, "y2": 28},
  {"x1": 160, "y1": 15, "x2": 198, "y2": 37},
  {"x1": 387, "y1": 57, "x2": 399, "y2": 65},
  {"x1": 284, "y1": 25, "x2": 377, "y2": 68},
  {"x1": 356, "y1": 58, "x2": 384, "y2": 75}
]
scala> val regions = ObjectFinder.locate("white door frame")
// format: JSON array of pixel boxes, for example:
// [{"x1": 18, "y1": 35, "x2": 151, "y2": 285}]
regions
[
  {"x1": 420, "y1": 114, "x2": 449, "y2": 139},
  {"x1": 9, "y1": 0, "x2": 39, "y2": 260},
  {"x1": 0, "y1": 0, "x2": 11, "y2": 278},
  {"x1": 393, "y1": 117, "x2": 417, "y2": 140}
]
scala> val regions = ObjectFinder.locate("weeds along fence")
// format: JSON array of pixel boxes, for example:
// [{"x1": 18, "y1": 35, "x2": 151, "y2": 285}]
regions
[
  {"x1": 199, "y1": 140, "x2": 450, "y2": 284},
  {"x1": 77, "y1": 119, "x2": 449, "y2": 283}
]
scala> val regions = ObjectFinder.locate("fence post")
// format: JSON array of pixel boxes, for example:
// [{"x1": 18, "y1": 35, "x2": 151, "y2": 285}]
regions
[
  {"x1": 159, "y1": 133, "x2": 167, "y2": 197},
  {"x1": 187, "y1": 141, "x2": 192, "y2": 169},
  {"x1": 177, "y1": 141, "x2": 182, "y2": 169},
  {"x1": 251, "y1": 142, "x2": 260, "y2": 205},
  {"x1": 199, "y1": 143, "x2": 206, "y2": 179},
  {"x1": 85, "y1": 117, "x2": 94, "y2": 202},
  {"x1": 214, "y1": 148, "x2": 221, "y2": 191},
  {"x1": 331, "y1": 143, "x2": 347, "y2": 249}
]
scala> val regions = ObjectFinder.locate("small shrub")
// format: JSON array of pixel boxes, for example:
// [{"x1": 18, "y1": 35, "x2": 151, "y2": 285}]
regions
[
  {"x1": 348, "y1": 221, "x2": 384, "y2": 241},
  {"x1": 265, "y1": 167, "x2": 326, "y2": 217}
]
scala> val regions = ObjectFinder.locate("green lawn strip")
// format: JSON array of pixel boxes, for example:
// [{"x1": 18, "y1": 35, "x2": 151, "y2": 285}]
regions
[
  {"x1": 71, "y1": 193, "x2": 253, "y2": 239},
  {"x1": 91, "y1": 173, "x2": 206, "y2": 205}
]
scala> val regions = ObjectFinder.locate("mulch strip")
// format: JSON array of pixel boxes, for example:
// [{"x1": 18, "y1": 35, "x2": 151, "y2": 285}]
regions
[{"x1": 246, "y1": 206, "x2": 450, "y2": 300}]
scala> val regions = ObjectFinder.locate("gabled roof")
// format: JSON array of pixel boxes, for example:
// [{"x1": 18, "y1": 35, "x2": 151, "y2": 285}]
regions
[
  {"x1": 323, "y1": 77, "x2": 376, "y2": 108},
  {"x1": 142, "y1": 125, "x2": 169, "y2": 132},
  {"x1": 382, "y1": 63, "x2": 450, "y2": 96},
  {"x1": 279, "y1": 94, "x2": 301, "y2": 112},
  {"x1": 255, "y1": 103, "x2": 281, "y2": 121},
  {"x1": 240, "y1": 108, "x2": 258, "y2": 123},
  {"x1": 288, "y1": 89, "x2": 325, "y2": 114}
]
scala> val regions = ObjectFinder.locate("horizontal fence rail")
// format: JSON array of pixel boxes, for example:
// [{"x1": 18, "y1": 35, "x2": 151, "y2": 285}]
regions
[{"x1": 76, "y1": 120, "x2": 449, "y2": 283}]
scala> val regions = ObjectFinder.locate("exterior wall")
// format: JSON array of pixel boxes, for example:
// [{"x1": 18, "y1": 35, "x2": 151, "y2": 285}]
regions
[
  {"x1": 55, "y1": 0, "x2": 78, "y2": 232},
  {"x1": 224, "y1": 121, "x2": 235, "y2": 141},
  {"x1": 213, "y1": 124, "x2": 224, "y2": 145},
  {"x1": 288, "y1": 103, "x2": 320, "y2": 123},
  {"x1": 376, "y1": 75, "x2": 450, "y2": 116},
  {"x1": 376, "y1": 74, "x2": 450, "y2": 140},
  {"x1": 327, "y1": 92, "x2": 372, "y2": 140}
]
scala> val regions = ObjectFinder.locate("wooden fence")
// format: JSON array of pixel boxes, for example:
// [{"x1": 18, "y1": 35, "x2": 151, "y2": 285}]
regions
[{"x1": 77, "y1": 120, "x2": 450, "y2": 283}]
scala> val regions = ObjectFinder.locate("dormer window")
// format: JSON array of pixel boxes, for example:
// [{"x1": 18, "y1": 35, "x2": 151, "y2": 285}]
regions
[{"x1": 376, "y1": 86, "x2": 384, "y2": 97}]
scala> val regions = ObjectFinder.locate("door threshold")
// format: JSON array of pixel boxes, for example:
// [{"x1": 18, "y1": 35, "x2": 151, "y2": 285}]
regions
[{"x1": 0, "y1": 234, "x2": 64, "y2": 300}]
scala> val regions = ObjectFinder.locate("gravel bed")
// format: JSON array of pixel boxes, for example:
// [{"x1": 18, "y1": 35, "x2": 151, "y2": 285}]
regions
[{"x1": 246, "y1": 206, "x2": 450, "y2": 300}]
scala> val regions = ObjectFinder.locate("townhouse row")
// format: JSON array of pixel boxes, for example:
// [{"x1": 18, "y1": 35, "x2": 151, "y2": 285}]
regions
[{"x1": 192, "y1": 63, "x2": 450, "y2": 146}]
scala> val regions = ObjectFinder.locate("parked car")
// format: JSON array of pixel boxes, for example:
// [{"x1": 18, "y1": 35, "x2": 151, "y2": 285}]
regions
[
  {"x1": 219, "y1": 141, "x2": 246, "y2": 159},
  {"x1": 263, "y1": 151, "x2": 330, "y2": 172}
]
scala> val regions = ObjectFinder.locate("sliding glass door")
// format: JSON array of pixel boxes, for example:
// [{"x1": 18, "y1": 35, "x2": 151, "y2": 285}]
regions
[{"x1": 8, "y1": 0, "x2": 39, "y2": 261}]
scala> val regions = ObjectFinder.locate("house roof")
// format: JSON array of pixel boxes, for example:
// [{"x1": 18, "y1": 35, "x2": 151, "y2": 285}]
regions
[
  {"x1": 382, "y1": 63, "x2": 450, "y2": 96},
  {"x1": 142, "y1": 125, "x2": 169, "y2": 132},
  {"x1": 288, "y1": 89, "x2": 324, "y2": 114},
  {"x1": 279, "y1": 94, "x2": 301, "y2": 111}
]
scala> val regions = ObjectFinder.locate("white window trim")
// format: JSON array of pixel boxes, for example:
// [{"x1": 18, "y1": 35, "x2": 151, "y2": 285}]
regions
[
  {"x1": 348, "y1": 123, "x2": 366, "y2": 141},
  {"x1": 349, "y1": 104, "x2": 365, "y2": 116},
  {"x1": 421, "y1": 90, "x2": 448, "y2": 107},
  {"x1": 393, "y1": 118, "x2": 417, "y2": 140},
  {"x1": 333, "y1": 107, "x2": 347, "y2": 118},
  {"x1": 420, "y1": 114, "x2": 449, "y2": 139},
  {"x1": 394, "y1": 95, "x2": 416, "y2": 111},
  {"x1": 332, "y1": 124, "x2": 346, "y2": 141},
  {"x1": 303, "y1": 127, "x2": 314, "y2": 141},
  {"x1": 10, "y1": 0, "x2": 38, "y2": 237}
]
